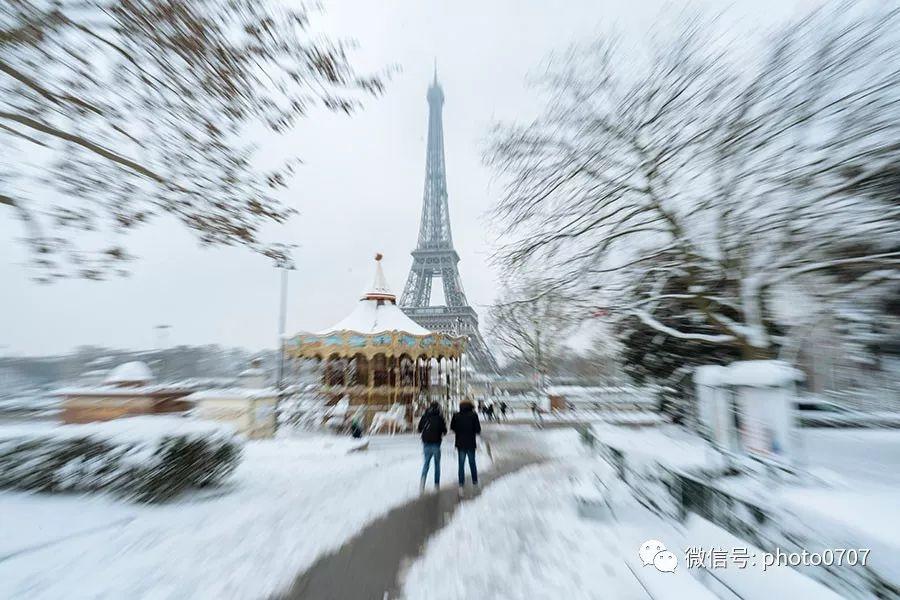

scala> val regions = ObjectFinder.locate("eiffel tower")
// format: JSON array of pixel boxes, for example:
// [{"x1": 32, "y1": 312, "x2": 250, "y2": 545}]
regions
[{"x1": 400, "y1": 73, "x2": 498, "y2": 373}]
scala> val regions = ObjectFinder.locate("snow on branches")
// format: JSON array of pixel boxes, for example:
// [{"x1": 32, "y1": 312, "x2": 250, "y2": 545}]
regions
[
  {"x1": 0, "y1": 0, "x2": 388, "y2": 280},
  {"x1": 487, "y1": 2, "x2": 900, "y2": 359}
]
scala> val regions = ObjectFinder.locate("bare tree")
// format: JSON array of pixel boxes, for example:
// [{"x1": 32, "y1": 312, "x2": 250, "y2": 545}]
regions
[
  {"x1": 488, "y1": 280, "x2": 577, "y2": 388},
  {"x1": 487, "y1": 2, "x2": 900, "y2": 360},
  {"x1": 1, "y1": 0, "x2": 387, "y2": 280}
]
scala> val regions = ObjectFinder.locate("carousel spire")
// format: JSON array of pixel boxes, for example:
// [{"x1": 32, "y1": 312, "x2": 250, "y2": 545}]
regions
[{"x1": 363, "y1": 253, "x2": 396, "y2": 302}]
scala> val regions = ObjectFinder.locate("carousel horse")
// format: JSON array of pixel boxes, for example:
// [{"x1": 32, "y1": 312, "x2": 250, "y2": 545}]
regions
[{"x1": 369, "y1": 404, "x2": 408, "y2": 435}]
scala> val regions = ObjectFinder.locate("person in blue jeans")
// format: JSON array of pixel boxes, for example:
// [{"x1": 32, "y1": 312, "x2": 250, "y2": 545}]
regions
[
  {"x1": 450, "y1": 400, "x2": 481, "y2": 493},
  {"x1": 417, "y1": 402, "x2": 447, "y2": 492}
]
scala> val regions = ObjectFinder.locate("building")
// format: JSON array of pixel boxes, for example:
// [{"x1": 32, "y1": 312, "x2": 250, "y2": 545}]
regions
[
  {"x1": 185, "y1": 359, "x2": 278, "y2": 439},
  {"x1": 56, "y1": 361, "x2": 195, "y2": 424}
]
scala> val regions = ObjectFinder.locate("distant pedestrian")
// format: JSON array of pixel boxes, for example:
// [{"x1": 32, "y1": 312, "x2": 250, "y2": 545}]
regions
[
  {"x1": 485, "y1": 403, "x2": 495, "y2": 422},
  {"x1": 530, "y1": 401, "x2": 544, "y2": 428},
  {"x1": 417, "y1": 402, "x2": 447, "y2": 492},
  {"x1": 450, "y1": 400, "x2": 481, "y2": 494},
  {"x1": 349, "y1": 414, "x2": 363, "y2": 439},
  {"x1": 500, "y1": 401, "x2": 508, "y2": 420}
]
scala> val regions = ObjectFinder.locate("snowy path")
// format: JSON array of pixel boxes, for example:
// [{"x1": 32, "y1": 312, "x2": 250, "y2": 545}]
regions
[
  {"x1": 281, "y1": 428, "x2": 563, "y2": 599},
  {"x1": 283, "y1": 450, "x2": 540, "y2": 599}
]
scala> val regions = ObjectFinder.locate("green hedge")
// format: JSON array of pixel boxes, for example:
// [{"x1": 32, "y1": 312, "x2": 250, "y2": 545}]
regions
[{"x1": 0, "y1": 416, "x2": 243, "y2": 502}]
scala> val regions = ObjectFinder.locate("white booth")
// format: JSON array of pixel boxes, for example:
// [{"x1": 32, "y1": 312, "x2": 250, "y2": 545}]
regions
[{"x1": 695, "y1": 360, "x2": 803, "y2": 467}]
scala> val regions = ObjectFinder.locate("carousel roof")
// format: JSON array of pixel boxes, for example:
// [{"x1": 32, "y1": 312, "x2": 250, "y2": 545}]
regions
[
  {"x1": 318, "y1": 296, "x2": 432, "y2": 336},
  {"x1": 288, "y1": 254, "x2": 464, "y2": 359},
  {"x1": 316, "y1": 253, "x2": 430, "y2": 335}
]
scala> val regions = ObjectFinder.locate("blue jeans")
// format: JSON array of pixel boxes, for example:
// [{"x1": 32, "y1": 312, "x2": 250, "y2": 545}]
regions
[
  {"x1": 421, "y1": 443, "x2": 441, "y2": 485},
  {"x1": 457, "y1": 448, "x2": 478, "y2": 486}
]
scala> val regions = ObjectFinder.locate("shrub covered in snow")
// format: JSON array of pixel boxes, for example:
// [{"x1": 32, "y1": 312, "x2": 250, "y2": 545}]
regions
[{"x1": 0, "y1": 417, "x2": 243, "y2": 502}]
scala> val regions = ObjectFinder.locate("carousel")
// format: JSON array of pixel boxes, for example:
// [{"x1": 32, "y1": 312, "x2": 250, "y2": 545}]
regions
[{"x1": 285, "y1": 254, "x2": 467, "y2": 433}]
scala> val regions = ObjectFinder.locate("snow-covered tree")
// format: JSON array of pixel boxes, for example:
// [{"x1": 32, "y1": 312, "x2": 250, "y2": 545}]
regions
[
  {"x1": 488, "y1": 280, "x2": 577, "y2": 387},
  {"x1": 487, "y1": 2, "x2": 900, "y2": 360},
  {"x1": 1, "y1": 1, "x2": 387, "y2": 280}
]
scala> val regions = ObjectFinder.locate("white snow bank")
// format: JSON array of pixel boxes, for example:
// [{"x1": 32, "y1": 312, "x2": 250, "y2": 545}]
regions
[
  {"x1": 592, "y1": 424, "x2": 715, "y2": 471},
  {"x1": 780, "y1": 487, "x2": 900, "y2": 568},
  {"x1": 0, "y1": 492, "x2": 134, "y2": 561},
  {"x1": 685, "y1": 514, "x2": 844, "y2": 599}
]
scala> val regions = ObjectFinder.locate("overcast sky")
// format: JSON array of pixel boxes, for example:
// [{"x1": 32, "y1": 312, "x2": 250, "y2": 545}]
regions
[{"x1": 0, "y1": 0, "x2": 824, "y2": 356}]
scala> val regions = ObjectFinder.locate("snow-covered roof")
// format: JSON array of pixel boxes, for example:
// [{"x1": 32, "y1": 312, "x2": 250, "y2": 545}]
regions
[
  {"x1": 185, "y1": 388, "x2": 277, "y2": 401},
  {"x1": 317, "y1": 297, "x2": 431, "y2": 336},
  {"x1": 722, "y1": 360, "x2": 803, "y2": 387},
  {"x1": 316, "y1": 254, "x2": 431, "y2": 336},
  {"x1": 694, "y1": 365, "x2": 727, "y2": 386},
  {"x1": 54, "y1": 383, "x2": 197, "y2": 397},
  {"x1": 104, "y1": 361, "x2": 154, "y2": 385},
  {"x1": 696, "y1": 360, "x2": 804, "y2": 388}
]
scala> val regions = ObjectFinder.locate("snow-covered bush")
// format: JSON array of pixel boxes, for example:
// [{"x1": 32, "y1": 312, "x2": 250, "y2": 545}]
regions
[{"x1": 0, "y1": 417, "x2": 242, "y2": 502}]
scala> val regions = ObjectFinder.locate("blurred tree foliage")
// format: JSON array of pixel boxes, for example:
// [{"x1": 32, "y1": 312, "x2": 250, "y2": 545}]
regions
[
  {"x1": 487, "y1": 2, "x2": 900, "y2": 362},
  {"x1": 1, "y1": 0, "x2": 387, "y2": 280}
]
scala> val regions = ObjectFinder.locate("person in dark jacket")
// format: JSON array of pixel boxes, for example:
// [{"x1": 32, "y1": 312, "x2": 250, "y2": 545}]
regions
[
  {"x1": 418, "y1": 402, "x2": 447, "y2": 491},
  {"x1": 450, "y1": 400, "x2": 481, "y2": 491}
]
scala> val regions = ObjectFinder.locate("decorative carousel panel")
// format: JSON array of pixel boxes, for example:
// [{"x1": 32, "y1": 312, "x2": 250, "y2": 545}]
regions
[
  {"x1": 372, "y1": 333, "x2": 393, "y2": 346},
  {"x1": 286, "y1": 330, "x2": 465, "y2": 360},
  {"x1": 323, "y1": 334, "x2": 344, "y2": 346}
]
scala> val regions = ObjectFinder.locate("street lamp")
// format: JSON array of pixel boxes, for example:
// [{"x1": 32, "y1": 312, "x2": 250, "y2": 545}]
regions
[{"x1": 274, "y1": 256, "x2": 295, "y2": 433}]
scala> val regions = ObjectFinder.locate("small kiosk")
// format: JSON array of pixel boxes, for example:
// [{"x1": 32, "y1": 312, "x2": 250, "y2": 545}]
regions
[{"x1": 695, "y1": 360, "x2": 803, "y2": 468}]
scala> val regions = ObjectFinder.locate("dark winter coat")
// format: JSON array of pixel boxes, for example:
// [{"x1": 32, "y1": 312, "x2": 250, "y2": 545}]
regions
[
  {"x1": 450, "y1": 403, "x2": 481, "y2": 450},
  {"x1": 418, "y1": 407, "x2": 447, "y2": 444}
]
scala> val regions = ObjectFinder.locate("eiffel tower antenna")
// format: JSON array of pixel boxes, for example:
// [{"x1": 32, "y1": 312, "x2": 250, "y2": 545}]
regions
[{"x1": 400, "y1": 74, "x2": 498, "y2": 373}]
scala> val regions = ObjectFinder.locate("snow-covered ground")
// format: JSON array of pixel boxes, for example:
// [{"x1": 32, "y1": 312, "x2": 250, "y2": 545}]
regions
[
  {"x1": 402, "y1": 427, "x2": 856, "y2": 600},
  {"x1": 402, "y1": 431, "x2": 716, "y2": 600},
  {"x1": 3, "y1": 421, "x2": 896, "y2": 599},
  {"x1": 800, "y1": 427, "x2": 900, "y2": 486},
  {"x1": 0, "y1": 432, "x2": 511, "y2": 599}
]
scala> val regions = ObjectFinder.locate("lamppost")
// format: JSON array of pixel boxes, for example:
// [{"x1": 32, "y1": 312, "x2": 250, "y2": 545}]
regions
[{"x1": 274, "y1": 257, "x2": 294, "y2": 432}]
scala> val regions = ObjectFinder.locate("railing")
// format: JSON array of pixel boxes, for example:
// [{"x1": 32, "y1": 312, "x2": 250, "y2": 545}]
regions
[{"x1": 594, "y1": 435, "x2": 897, "y2": 600}]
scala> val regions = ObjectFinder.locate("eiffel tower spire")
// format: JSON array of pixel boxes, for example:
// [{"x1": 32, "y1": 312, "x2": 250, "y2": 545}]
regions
[{"x1": 400, "y1": 75, "x2": 498, "y2": 373}]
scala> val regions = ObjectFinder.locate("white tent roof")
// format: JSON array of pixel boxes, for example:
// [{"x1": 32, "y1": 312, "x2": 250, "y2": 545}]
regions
[
  {"x1": 317, "y1": 298, "x2": 432, "y2": 335},
  {"x1": 316, "y1": 254, "x2": 433, "y2": 336}
]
